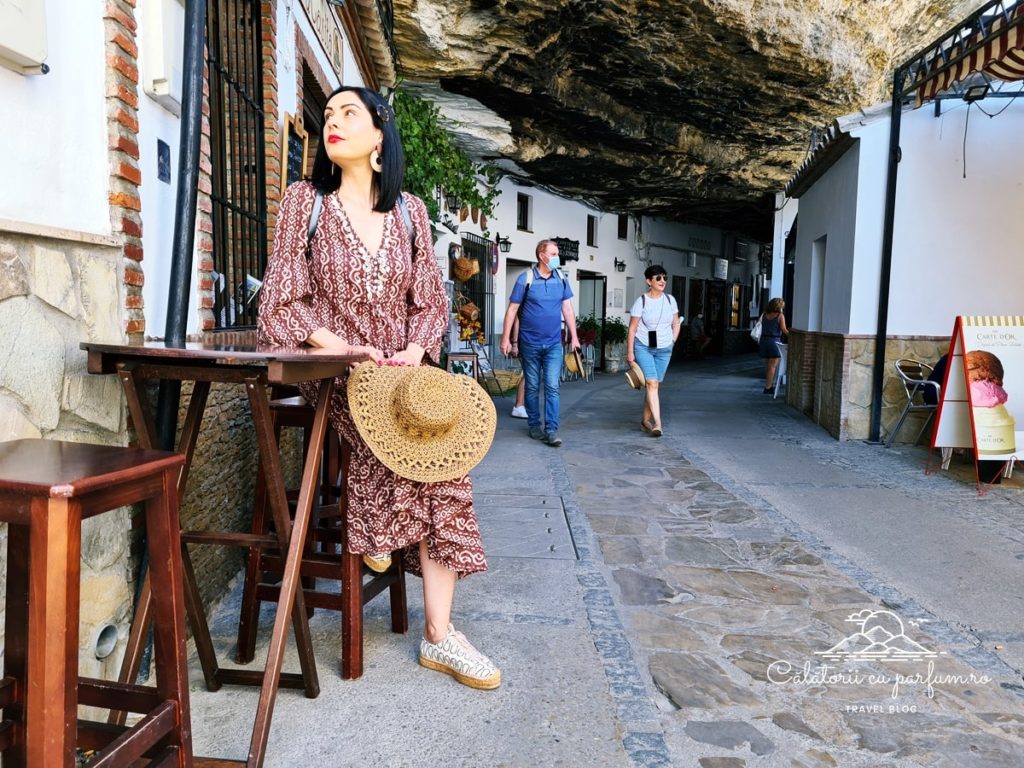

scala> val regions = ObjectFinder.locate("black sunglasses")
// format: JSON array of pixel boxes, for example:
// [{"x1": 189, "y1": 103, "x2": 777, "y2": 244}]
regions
[{"x1": 650, "y1": 274, "x2": 667, "y2": 281}]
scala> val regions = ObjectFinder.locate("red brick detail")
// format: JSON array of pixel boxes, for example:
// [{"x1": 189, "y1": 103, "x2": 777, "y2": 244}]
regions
[
  {"x1": 108, "y1": 6, "x2": 137, "y2": 35},
  {"x1": 113, "y1": 107, "x2": 139, "y2": 134},
  {"x1": 111, "y1": 134, "x2": 140, "y2": 159},
  {"x1": 121, "y1": 216, "x2": 142, "y2": 239},
  {"x1": 109, "y1": 192, "x2": 141, "y2": 211},
  {"x1": 105, "y1": 0, "x2": 144, "y2": 336},
  {"x1": 116, "y1": 162, "x2": 142, "y2": 185},
  {"x1": 123, "y1": 243, "x2": 143, "y2": 262},
  {"x1": 110, "y1": 31, "x2": 138, "y2": 59}
]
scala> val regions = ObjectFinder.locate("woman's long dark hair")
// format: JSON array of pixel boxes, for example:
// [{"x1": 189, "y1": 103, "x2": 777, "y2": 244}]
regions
[{"x1": 309, "y1": 86, "x2": 405, "y2": 212}]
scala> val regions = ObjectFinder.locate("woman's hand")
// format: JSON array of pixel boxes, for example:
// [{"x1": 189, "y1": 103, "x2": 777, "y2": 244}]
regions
[{"x1": 387, "y1": 343, "x2": 425, "y2": 367}]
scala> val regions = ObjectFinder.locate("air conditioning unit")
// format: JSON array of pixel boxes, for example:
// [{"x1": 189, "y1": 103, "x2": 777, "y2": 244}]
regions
[{"x1": 0, "y1": 0, "x2": 47, "y2": 74}]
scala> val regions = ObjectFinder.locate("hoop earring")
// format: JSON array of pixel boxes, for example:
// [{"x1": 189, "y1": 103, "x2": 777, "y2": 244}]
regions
[{"x1": 370, "y1": 145, "x2": 383, "y2": 173}]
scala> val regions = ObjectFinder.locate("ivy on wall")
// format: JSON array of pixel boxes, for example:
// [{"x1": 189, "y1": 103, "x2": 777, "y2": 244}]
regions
[{"x1": 394, "y1": 89, "x2": 498, "y2": 224}]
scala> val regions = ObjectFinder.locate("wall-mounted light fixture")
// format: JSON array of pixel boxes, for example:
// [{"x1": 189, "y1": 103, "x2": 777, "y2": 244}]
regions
[
  {"x1": 614, "y1": 258, "x2": 626, "y2": 273},
  {"x1": 963, "y1": 83, "x2": 990, "y2": 102},
  {"x1": 495, "y1": 233, "x2": 512, "y2": 253}
]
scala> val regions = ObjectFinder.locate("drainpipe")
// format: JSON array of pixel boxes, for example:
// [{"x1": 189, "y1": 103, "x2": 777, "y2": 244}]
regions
[
  {"x1": 155, "y1": 0, "x2": 207, "y2": 450},
  {"x1": 869, "y1": 68, "x2": 905, "y2": 443}
]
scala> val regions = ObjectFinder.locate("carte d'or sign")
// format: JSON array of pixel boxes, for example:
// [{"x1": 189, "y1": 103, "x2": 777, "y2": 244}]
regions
[{"x1": 300, "y1": 0, "x2": 344, "y2": 77}]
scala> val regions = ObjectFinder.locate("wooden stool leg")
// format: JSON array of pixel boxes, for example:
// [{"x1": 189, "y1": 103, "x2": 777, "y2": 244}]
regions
[
  {"x1": 4, "y1": 524, "x2": 30, "y2": 765},
  {"x1": 389, "y1": 552, "x2": 408, "y2": 635},
  {"x1": 144, "y1": 467, "x2": 192, "y2": 766},
  {"x1": 110, "y1": 571, "x2": 152, "y2": 726},
  {"x1": 236, "y1": 451, "x2": 273, "y2": 664},
  {"x1": 341, "y1": 549, "x2": 363, "y2": 680},
  {"x1": 27, "y1": 497, "x2": 80, "y2": 768}
]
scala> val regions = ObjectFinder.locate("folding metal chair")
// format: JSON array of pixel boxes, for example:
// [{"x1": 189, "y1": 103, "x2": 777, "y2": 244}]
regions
[{"x1": 886, "y1": 358, "x2": 940, "y2": 447}]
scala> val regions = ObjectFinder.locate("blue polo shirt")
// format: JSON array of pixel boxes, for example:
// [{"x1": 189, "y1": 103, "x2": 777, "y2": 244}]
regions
[{"x1": 509, "y1": 267, "x2": 574, "y2": 347}]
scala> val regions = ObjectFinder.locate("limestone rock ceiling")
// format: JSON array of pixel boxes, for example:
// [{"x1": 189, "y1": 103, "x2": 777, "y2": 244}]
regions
[{"x1": 391, "y1": 0, "x2": 977, "y2": 240}]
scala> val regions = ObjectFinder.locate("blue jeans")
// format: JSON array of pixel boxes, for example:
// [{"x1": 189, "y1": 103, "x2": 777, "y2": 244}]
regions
[{"x1": 520, "y1": 341, "x2": 562, "y2": 433}]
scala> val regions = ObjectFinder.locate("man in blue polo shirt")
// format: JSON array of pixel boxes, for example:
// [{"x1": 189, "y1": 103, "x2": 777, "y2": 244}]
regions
[{"x1": 500, "y1": 239, "x2": 580, "y2": 447}]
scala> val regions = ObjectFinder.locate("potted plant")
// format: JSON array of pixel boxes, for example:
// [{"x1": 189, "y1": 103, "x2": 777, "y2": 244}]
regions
[
  {"x1": 576, "y1": 314, "x2": 601, "y2": 346},
  {"x1": 602, "y1": 315, "x2": 629, "y2": 372}
]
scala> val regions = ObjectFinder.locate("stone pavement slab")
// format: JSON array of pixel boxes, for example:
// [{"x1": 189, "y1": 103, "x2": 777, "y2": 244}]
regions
[{"x1": 182, "y1": 354, "x2": 1024, "y2": 767}]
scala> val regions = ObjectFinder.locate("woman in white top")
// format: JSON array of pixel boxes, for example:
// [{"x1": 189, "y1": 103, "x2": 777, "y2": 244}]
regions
[{"x1": 626, "y1": 264, "x2": 680, "y2": 436}]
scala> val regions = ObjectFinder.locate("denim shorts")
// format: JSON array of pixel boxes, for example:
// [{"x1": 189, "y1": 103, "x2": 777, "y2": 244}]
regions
[{"x1": 633, "y1": 342, "x2": 672, "y2": 382}]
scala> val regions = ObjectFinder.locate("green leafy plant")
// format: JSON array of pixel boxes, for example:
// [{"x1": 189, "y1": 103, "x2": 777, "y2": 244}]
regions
[
  {"x1": 602, "y1": 316, "x2": 628, "y2": 346},
  {"x1": 394, "y1": 89, "x2": 499, "y2": 222}
]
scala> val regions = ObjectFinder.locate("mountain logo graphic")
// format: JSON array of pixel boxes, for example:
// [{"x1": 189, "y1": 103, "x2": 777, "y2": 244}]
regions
[{"x1": 815, "y1": 609, "x2": 941, "y2": 660}]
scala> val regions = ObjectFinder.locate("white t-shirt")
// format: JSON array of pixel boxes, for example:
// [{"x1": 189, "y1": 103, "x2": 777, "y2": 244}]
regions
[{"x1": 629, "y1": 293, "x2": 677, "y2": 349}]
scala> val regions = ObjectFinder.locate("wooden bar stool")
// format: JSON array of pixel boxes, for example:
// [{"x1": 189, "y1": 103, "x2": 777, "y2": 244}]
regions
[
  {"x1": 0, "y1": 439, "x2": 191, "y2": 768},
  {"x1": 235, "y1": 398, "x2": 408, "y2": 679}
]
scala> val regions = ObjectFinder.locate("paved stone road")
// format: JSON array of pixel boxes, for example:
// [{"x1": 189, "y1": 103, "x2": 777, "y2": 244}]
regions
[{"x1": 187, "y1": 355, "x2": 1024, "y2": 767}]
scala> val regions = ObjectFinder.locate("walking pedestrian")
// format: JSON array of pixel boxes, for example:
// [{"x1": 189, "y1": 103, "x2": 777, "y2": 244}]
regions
[
  {"x1": 626, "y1": 264, "x2": 680, "y2": 436},
  {"x1": 508, "y1": 316, "x2": 527, "y2": 418},
  {"x1": 758, "y1": 297, "x2": 788, "y2": 395},
  {"x1": 500, "y1": 240, "x2": 580, "y2": 447},
  {"x1": 689, "y1": 313, "x2": 711, "y2": 358}
]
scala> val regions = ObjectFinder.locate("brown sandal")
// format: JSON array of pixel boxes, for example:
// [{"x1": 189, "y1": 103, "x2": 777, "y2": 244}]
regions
[
  {"x1": 640, "y1": 419, "x2": 652, "y2": 433},
  {"x1": 650, "y1": 424, "x2": 663, "y2": 437}
]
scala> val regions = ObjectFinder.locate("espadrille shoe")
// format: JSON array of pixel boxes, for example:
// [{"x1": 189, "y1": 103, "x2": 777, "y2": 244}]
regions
[
  {"x1": 362, "y1": 552, "x2": 392, "y2": 573},
  {"x1": 419, "y1": 624, "x2": 501, "y2": 690}
]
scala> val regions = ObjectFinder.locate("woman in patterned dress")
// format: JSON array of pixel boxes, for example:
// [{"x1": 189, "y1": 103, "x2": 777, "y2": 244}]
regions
[{"x1": 257, "y1": 86, "x2": 500, "y2": 689}]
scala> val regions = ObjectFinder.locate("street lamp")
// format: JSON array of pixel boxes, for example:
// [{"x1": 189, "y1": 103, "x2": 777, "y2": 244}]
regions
[
  {"x1": 495, "y1": 233, "x2": 512, "y2": 253},
  {"x1": 613, "y1": 258, "x2": 626, "y2": 273}
]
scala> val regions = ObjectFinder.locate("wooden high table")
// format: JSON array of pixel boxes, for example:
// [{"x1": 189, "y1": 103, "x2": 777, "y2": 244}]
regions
[{"x1": 83, "y1": 340, "x2": 364, "y2": 768}]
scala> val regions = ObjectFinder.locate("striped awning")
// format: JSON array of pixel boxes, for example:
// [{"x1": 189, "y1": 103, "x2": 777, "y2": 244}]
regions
[{"x1": 915, "y1": 3, "x2": 1024, "y2": 105}]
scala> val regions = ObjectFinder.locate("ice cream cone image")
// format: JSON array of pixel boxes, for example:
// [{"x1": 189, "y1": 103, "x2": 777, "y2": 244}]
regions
[{"x1": 966, "y1": 350, "x2": 1015, "y2": 455}]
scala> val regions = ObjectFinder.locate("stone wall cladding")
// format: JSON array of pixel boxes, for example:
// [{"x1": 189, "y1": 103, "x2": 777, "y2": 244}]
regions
[
  {"x1": 0, "y1": 228, "x2": 128, "y2": 682},
  {"x1": 786, "y1": 330, "x2": 949, "y2": 442}
]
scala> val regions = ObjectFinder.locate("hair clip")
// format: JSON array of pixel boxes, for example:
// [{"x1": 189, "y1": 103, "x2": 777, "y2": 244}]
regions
[{"x1": 375, "y1": 103, "x2": 392, "y2": 123}]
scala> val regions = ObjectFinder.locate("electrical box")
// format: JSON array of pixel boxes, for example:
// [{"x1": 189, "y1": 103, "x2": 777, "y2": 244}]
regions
[
  {"x1": 142, "y1": 0, "x2": 185, "y2": 116},
  {"x1": 0, "y1": 0, "x2": 48, "y2": 74}
]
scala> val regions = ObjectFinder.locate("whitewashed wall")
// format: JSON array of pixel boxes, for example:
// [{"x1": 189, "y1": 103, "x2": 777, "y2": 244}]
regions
[
  {"x1": 0, "y1": 0, "x2": 107, "y2": 235},
  {"x1": 137, "y1": 5, "x2": 185, "y2": 337},
  {"x1": 788, "y1": 99, "x2": 1024, "y2": 338},
  {"x1": 791, "y1": 147, "x2": 859, "y2": 333},
  {"x1": 889, "y1": 101, "x2": 1024, "y2": 335}
]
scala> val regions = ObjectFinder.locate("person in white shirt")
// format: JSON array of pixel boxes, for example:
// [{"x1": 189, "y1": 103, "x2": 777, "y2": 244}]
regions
[{"x1": 626, "y1": 264, "x2": 680, "y2": 437}]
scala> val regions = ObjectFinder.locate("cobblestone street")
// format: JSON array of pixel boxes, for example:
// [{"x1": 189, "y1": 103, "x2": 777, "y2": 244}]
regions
[{"x1": 189, "y1": 354, "x2": 1024, "y2": 767}]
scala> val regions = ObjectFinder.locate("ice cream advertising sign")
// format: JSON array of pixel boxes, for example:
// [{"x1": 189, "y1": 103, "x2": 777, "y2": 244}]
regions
[{"x1": 933, "y1": 316, "x2": 1024, "y2": 473}]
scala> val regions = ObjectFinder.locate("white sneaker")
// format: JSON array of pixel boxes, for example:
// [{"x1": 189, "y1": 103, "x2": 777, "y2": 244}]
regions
[
  {"x1": 510, "y1": 405, "x2": 527, "y2": 419},
  {"x1": 419, "y1": 623, "x2": 501, "y2": 690}
]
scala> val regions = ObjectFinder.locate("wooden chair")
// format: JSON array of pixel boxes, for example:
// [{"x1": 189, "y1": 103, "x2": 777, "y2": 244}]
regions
[
  {"x1": 0, "y1": 439, "x2": 191, "y2": 768},
  {"x1": 886, "y1": 358, "x2": 940, "y2": 447},
  {"x1": 235, "y1": 396, "x2": 408, "y2": 680}
]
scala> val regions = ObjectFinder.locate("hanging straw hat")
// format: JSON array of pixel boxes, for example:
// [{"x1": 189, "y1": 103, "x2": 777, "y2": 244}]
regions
[
  {"x1": 564, "y1": 348, "x2": 584, "y2": 376},
  {"x1": 347, "y1": 362, "x2": 497, "y2": 483},
  {"x1": 625, "y1": 361, "x2": 646, "y2": 389}
]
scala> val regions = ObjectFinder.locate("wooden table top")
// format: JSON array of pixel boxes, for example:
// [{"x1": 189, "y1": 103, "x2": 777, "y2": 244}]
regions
[{"x1": 82, "y1": 340, "x2": 368, "y2": 385}]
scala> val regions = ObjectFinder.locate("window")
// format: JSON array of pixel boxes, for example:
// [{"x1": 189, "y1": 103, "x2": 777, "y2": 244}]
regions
[
  {"x1": 587, "y1": 215, "x2": 598, "y2": 247},
  {"x1": 517, "y1": 193, "x2": 532, "y2": 231},
  {"x1": 208, "y1": 0, "x2": 267, "y2": 329},
  {"x1": 617, "y1": 214, "x2": 628, "y2": 240}
]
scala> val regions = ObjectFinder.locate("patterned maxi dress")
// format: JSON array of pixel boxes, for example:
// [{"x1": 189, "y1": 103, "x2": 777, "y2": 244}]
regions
[{"x1": 257, "y1": 181, "x2": 486, "y2": 578}]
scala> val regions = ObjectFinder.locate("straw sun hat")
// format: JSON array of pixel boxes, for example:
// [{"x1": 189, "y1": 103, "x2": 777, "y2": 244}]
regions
[
  {"x1": 563, "y1": 348, "x2": 584, "y2": 376},
  {"x1": 625, "y1": 361, "x2": 646, "y2": 389},
  {"x1": 347, "y1": 362, "x2": 497, "y2": 483}
]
